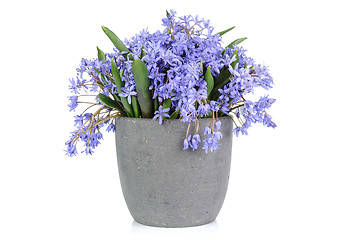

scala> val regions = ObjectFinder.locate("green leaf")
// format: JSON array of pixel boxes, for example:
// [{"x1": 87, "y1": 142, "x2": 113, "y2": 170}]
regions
[
  {"x1": 111, "y1": 59, "x2": 134, "y2": 117},
  {"x1": 199, "y1": 60, "x2": 204, "y2": 73},
  {"x1": 169, "y1": 109, "x2": 180, "y2": 119},
  {"x1": 93, "y1": 67, "x2": 108, "y2": 85},
  {"x1": 141, "y1": 45, "x2": 146, "y2": 59},
  {"x1": 112, "y1": 93, "x2": 121, "y2": 102},
  {"x1": 205, "y1": 66, "x2": 214, "y2": 97},
  {"x1": 97, "y1": 47, "x2": 106, "y2": 62},
  {"x1": 111, "y1": 59, "x2": 124, "y2": 89},
  {"x1": 210, "y1": 78, "x2": 228, "y2": 100},
  {"x1": 204, "y1": 111, "x2": 213, "y2": 118},
  {"x1": 93, "y1": 68, "x2": 101, "y2": 74},
  {"x1": 162, "y1": 98, "x2": 171, "y2": 110},
  {"x1": 154, "y1": 98, "x2": 159, "y2": 112},
  {"x1": 210, "y1": 49, "x2": 239, "y2": 100},
  {"x1": 100, "y1": 74, "x2": 108, "y2": 84},
  {"x1": 221, "y1": 37, "x2": 247, "y2": 55},
  {"x1": 131, "y1": 96, "x2": 140, "y2": 118},
  {"x1": 162, "y1": 98, "x2": 172, "y2": 120},
  {"x1": 231, "y1": 49, "x2": 239, "y2": 68},
  {"x1": 132, "y1": 59, "x2": 153, "y2": 118},
  {"x1": 216, "y1": 26, "x2": 235, "y2": 36},
  {"x1": 213, "y1": 66, "x2": 230, "y2": 86},
  {"x1": 97, "y1": 93, "x2": 126, "y2": 116},
  {"x1": 226, "y1": 37, "x2": 247, "y2": 49},
  {"x1": 101, "y1": 26, "x2": 129, "y2": 53}
]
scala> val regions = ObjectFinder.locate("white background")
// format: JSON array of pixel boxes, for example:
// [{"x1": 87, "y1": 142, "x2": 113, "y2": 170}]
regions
[{"x1": 1, "y1": 0, "x2": 360, "y2": 239}]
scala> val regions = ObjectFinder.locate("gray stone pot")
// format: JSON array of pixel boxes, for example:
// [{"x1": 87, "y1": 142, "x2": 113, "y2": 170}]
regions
[{"x1": 115, "y1": 116, "x2": 233, "y2": 228}]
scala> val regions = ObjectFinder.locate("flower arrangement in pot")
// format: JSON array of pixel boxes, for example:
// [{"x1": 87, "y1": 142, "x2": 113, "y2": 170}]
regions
[{"x1": 65, "y1": 10, "x2": 276, "y2": 227}]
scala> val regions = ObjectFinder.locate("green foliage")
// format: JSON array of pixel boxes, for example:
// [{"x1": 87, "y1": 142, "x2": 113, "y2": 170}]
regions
[
  {"x1": 169, "y1": 109, "x2": 180, "y2": 119},
  {"x1": 226, "y1": 37, "x2": 247, "y2": 49},
  {"x1": 141, "y1": 45, "x2": 146, "y2": 59},
  {"x1": 162, "y1": 98, "x2": 172, "y2": 109},
  {"x1": 216, "y1": 26, "x2": 235, "y2": 36},
  {"x1": 97, "y1": 93, "x2": 126, "y2": 116},
  {"x1": 204, "y1": 66, "x2": 214, "y2": 97},
  {"x1": 97, "y1": 47, "x2": 106, "y2": 62},
  {"x1": 132, "y1": 96, "x2": 140, "y2": 118},
  {"x1": 154, "y1": 98, "x2": 159, "y2": 111},
  {"x1": 210, "y1": 49, "x2": 239, "y2": 100},
  {"x1": 101, "y1": 26, "x2": 129, "y2": 53},
  {"x1": 199, "y1": 60, "x2": 204, "y2": 73},
  {"x1": 162, "y1": 98, "x2": 172, "y2": 120},
  {"x1": 222, "y1": 37, "x2": 247, "y2": 55},
  {"x1": 111, "y1": 59, "x2": 134, "y2": 117},
  {"x1": 132, "y1": 59, "x2": 153, "y2": 118}
]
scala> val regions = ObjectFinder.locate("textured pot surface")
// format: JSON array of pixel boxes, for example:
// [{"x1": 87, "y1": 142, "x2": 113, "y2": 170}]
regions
[{"x1": 115, "y1": 117, "x2": 233, "y2": 228}]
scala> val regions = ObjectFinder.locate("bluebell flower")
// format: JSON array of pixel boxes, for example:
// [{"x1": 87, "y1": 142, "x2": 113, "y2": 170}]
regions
[
  {"x1": 105, "y1": 82, "x2": 117, "y2": 94},
  {"x1": 198, "y1": 104, "x2": 211, "y2": 117},
  {"x1": 89, "y1": 133, "x2": 100, "y2": 148},
  {"x1": 202, "y1": 124, "x2": 222, "y2": 153},
  {"x1": 232, "y1": 127, "x2": 241, "y2": 137},
  {"x1": 83, "y1": 146, "x2": 94, "y2": 155},
  {"x1": 119, "y1": 85, "x2": 137, "y2": 104},
  {"x1": 215, "y1": 121, "x2": 221, "y2": 131},
  {"x1": 213, "y1": 131, "x2": 223, "y2": 141},
  {"x1": 202, "y1": 136, "x2": 220, "y2": 153},
  {"x1": 183, "y1": 135, "x2": 192, "y2": 150},
  {"x1": 96, "y1": 132, "x2": 103, "y2": 140},
  {"x1": 69, "y1": 78, "x2": 80, "y2": 94},
  {"x1": 204, "y1": 126, "x2": 212, "y2": 136},
  {"x1": 235, "y1": 109, "x2": 241, "y2": 118},
  {"x1": 94, "y1": 59, "x2": 104, "y2": 69},
  {"x1": 152, "y1": 106, "x2": 170, "y2": 124},
  {"x1": 228, "y1": 62, "x2": 240, "y2": 77},
  {"x1": 255, "y1": 95, "x2": 276, "y2": 110},
  {"x1": 219, "y1": 103, "x2": 230, "y2": 113},
  {"x1": 106, "y1": 123, "x2": 115, "y2": 132},
  {"x1": 83, "y1": 113, "x2": 92, "y2": 120},
  {"x1": 65, "y1": 140, "x2": 77, "y2": 157},
  {"x1": 67, "y1": 96, "x2": 78, "y2": 111},
  {"x1": 263, "y1": 114, "x2": 277, "y2": 128},
  {"x1": 232, "y1": 126, "x2": 248, "y2": 136},
  {"x1": 74, "y1": 115, "x2": 83, "y2": 127},
  {"x1": 209, "y1": 101, "x2": 219, "y2": 112},
  {"x1": 191, "y1": 134, "x2": 201, "y2": 150}
]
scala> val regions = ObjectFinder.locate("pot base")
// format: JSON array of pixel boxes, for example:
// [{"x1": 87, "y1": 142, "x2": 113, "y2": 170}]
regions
[{"x1": 133, "y1": 219, "x2": 216, "y2": 228}]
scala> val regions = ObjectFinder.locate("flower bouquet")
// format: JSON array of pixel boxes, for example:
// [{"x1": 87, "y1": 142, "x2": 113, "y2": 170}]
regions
[{"x1": 65, "y1": 10, "x2": 276, "y2": 156}]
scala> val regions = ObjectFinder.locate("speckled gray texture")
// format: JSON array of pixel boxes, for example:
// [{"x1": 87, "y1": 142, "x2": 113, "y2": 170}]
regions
[{"x1": 115, "y1": 117, "x2": 233, "y2": 228}]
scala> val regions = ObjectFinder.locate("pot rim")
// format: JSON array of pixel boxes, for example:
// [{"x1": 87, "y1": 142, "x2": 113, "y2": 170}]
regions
[{"x1": 115, "y1": 115, "x2": 230, "y2": 122}]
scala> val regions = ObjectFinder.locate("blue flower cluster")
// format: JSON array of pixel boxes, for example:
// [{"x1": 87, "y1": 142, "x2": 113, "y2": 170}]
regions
[{"x1": 65, "y1": 10, "x2": 276, "y2": 156}]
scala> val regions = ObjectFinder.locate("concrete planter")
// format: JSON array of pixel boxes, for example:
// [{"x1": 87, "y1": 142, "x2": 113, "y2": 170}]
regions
[{"x1": 115, "y1": 116, "x2": 233, "y2": 228}]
